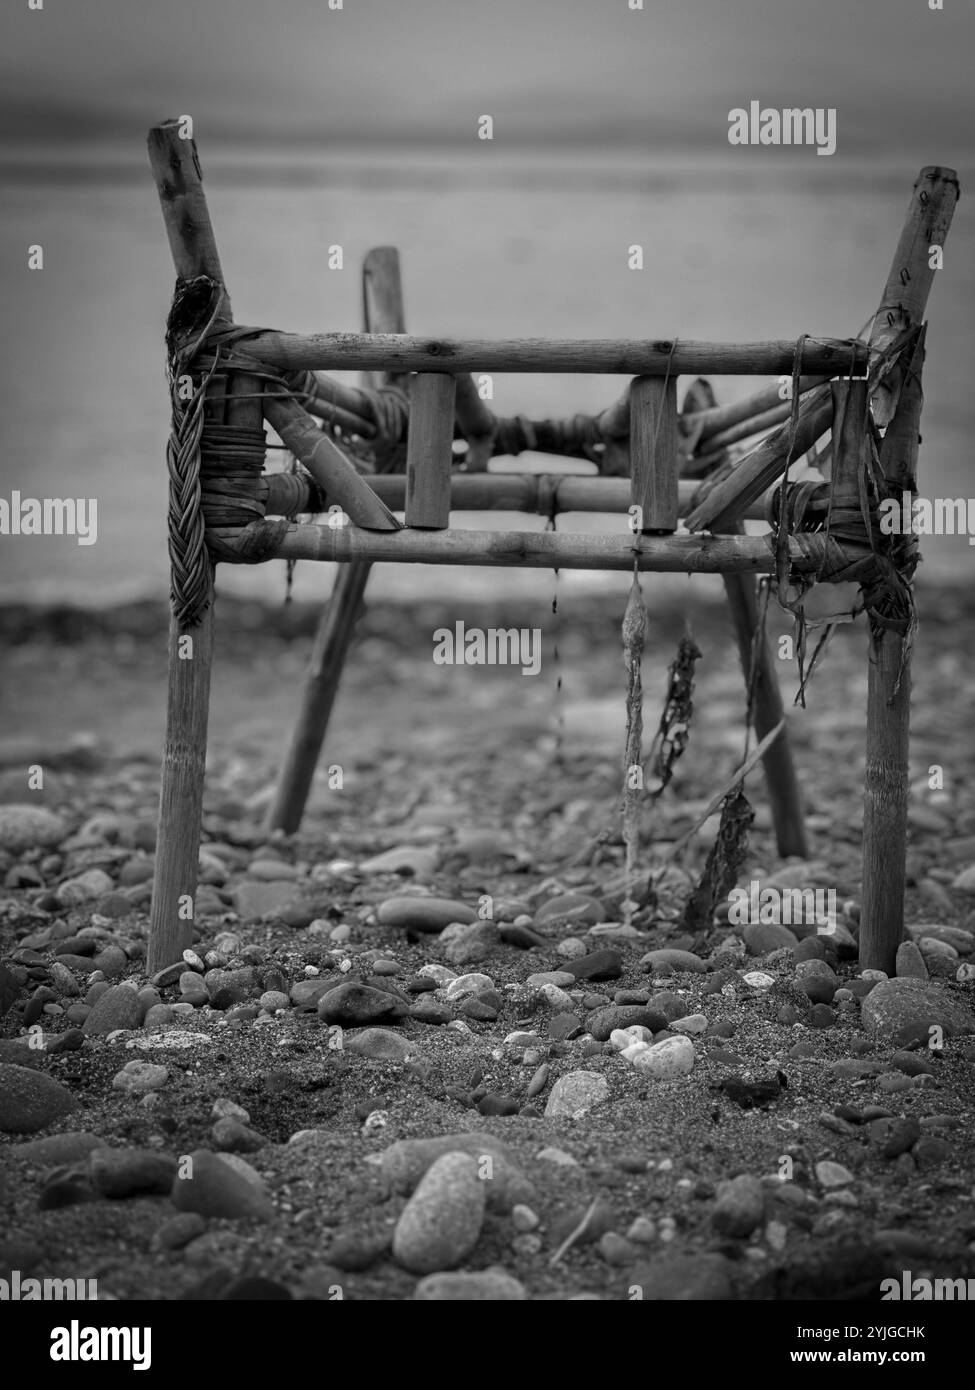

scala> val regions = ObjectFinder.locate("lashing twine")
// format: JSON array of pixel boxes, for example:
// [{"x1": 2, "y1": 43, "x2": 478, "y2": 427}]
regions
[
  {"x1": 767, "y1": 329, "x2": 920, "y2": 704},
  {"x1": 164, "y1": 277, "x2": 414, "y2": 626}
]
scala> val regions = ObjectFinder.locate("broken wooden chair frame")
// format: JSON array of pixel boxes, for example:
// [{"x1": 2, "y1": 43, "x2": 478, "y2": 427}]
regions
[{"x1": 145, "y1": 119, "x2": 958, "y2": 978}]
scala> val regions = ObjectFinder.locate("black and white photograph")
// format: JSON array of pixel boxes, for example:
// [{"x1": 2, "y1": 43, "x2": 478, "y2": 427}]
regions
[{"x1": 1, "y1": 0, "x2": 973, "y2": 1346}]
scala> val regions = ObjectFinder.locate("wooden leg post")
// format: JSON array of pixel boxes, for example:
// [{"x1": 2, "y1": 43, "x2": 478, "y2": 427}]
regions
[
  {"x1": 859, "y1": 167, "x2": 958, "y2": 972},
  {"x1": 680, "y1": 380, "x2": 808, "y2": 858},
  {"x1": 266, "y1": 247, "x2": 406, "y2": 834},
  {"x1": 146, "y1": 121, "x2": 264, "y2": 972}
]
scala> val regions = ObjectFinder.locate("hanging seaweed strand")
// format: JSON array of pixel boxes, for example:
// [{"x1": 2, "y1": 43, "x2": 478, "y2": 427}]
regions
[{"x1": 646, "y1": 629, "x2": 702, "y2": 798}]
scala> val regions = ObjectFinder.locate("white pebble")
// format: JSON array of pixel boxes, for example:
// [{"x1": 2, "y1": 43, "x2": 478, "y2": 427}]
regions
[
  {"x1": 628, "y1": 1035, "x2": 695, "y2": 1079},
  {"x1": 816, "y1": 1160, "x2": 854, "y2": 1189},
  {"x1": 743, "y1": 971, "x2": 775, "y2": 990},
  {"x1": 536, "y1": 1147, "x2": 578, "y2": 1166},
  {"x1": 212, "y1": 1098, "x2": 250, "y2": 1122},
  {"x1": 609, "y1": 1026, "x2": 652, "y2": 1050},
  {"x1": 626, "y1": 1216, "x2": 656, "y2": 1243},
  {"x1": 557, "y1": 937, "x2": 588, "y2": 960},
  {"x1": 669, "y1": 1013, "x2": 707, "y2": 1035},
  {"x1": 538, "y1": 983, "x2": 574, "y2": 1011},
  {"x1": 512, "y1": 1204, "x2": 539, "y2": 1232},
  {"x1": 765, "y1": 1219, "x2": 788, "y2": 1252},
  {"x1": 417, "y1": 964, "x2": 457, "y2": 984}
]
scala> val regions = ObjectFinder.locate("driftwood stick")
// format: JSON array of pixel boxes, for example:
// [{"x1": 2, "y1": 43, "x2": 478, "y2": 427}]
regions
[
  {"x1": 267, "y1": 247, "x2": 407, "y2": 835},
  {"x1": 232, "y1": 333, "x2": 867, "y2": 378}
]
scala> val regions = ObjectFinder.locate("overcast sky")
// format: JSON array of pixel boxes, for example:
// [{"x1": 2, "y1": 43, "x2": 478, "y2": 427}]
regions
[{"x1": 3, "y1": 0, "x2": 973, "y2": 161}]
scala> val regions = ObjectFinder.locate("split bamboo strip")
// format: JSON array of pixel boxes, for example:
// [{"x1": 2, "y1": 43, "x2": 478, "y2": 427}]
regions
[
  {"x1": 146, "y1": 119, "x2": 250, "y2": 972},
  {"x1": 405, "y1": 374, "x2": 456, "y2": 527},
  {"x1": 829, "y1": 379, "x2": 870, "y2": 512},
  {"x1": 302, "y1": 371, "x2": 376, "y2": 427},
  {"x1": 630, "y1": 376, "x2": 679, "y2": 531},
  {"x1": 263, "y1": 395, "x2": 401, "y2": 531},
  {"x1": 238, "y1": 524, "x2": 845, "y2": 574},
  {"x1": 300, "y1": 392, "x2": 377, "y2": 439},
  {"x1": 692, "y1": 376, "x2": 827, "y2": 443},
  {"x1": 263, "y1": 470, "x2": 782, "y2": 521},
  {"x1": 683, "y1": 386, "x2": 833, "y2": 533},
  {"x1": 878, "y1": 326, "x2": 926, "y2": 494},
  {"x1": 232, "y1": 333, "x2": 867, "y2": 378},
  {"x1": 703, "y1": 401, "x2": 799, "y2": 454}
]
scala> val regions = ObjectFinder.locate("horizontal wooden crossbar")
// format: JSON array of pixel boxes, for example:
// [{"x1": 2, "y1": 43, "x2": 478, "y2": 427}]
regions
[
  {"x1": 263, "y1": 470, "x2": 789, "y2": 522},
  {"x1": 232, "y1": 333, "x2": 868, "y2": 377},
  {"x1": 211, "y1": 523, "x2": 847, "y2": 574}
]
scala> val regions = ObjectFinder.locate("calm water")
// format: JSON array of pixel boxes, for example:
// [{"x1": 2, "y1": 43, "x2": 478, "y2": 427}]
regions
[{"x1": 1, "y1": 151, "x2": 971, "y2": 608}]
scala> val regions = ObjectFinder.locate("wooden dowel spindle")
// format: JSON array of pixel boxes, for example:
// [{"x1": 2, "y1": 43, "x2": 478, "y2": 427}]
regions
[
  {"x1": 630, "y1": 376, "x2": 679, "y2": 532},
  {"x1": 406, "y1": 373, "x2": 456, "y2": 528}
]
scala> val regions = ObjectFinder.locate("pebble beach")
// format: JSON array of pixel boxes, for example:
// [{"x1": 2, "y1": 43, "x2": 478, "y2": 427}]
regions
[{"x1": 1, "y1": 586, "x2": 973, "y2": 1301}]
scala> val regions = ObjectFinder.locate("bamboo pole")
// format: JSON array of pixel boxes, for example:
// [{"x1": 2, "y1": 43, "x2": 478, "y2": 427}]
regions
[
  {"x1": 859, "y1": 166, "x2": 958, "y2": 973},
  {"x1": 146, "y1": 119, "x2": 262, "y2": 972},
  {"x1": 263, "y1": 469, "x2": 785, "y2": 521},
  {"x1": 263, "y1": 395, "x2": 400, "y2": 530},
  {"x1": 266, "y1": 247, "x2": 407, "y2": 835},
  {"x1": 680, "y1": 379, "x2": 809, "y2": 860},
  {"x1": 231, "y1": 333, "x2": 867, "y2": 378},
  {"x1": 405, "y1": 373, "x2": 456, "y2": 527},
  {"x1": 360, "y1": 247, "x2": 408, "y2": 393},
  {"x1": 692, "y1": 376, "x2": 827, "y2": 443},
  {"x1": 630, "y1": 376, "x2": 679, "y2": 531},
  {"x1": 702, "y1": 401, "x2": 800, "y2": 454},
  {"x1": 454, "y1": 373, "x2": 496, "y2": 471},
  {"x1": 868, "y1": 167, "x2": 959, "y2": 428},
  {"x1": 683, "y1": 386, "x2": 833, "y2": 533},
  {"x1": 227, "y1": 524, "x2": 845, "y2": 574}
]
